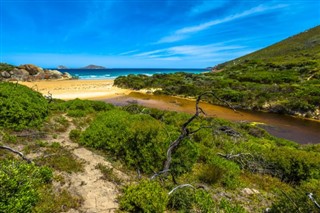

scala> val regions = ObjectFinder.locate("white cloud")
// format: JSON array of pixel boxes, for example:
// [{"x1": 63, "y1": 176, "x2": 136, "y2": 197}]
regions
[
  {"x1": 133, "y1": 43, "x2": 245, "y2": 59},
  {"x1": 157, "y1": 4, "x2": 288, "y2": 43},
  {"x1": 190, "y1": 1, "x2": 227, "y2": 16}
]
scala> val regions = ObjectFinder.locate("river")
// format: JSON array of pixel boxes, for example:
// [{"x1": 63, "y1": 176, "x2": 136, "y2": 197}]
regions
[{"x1": 103, "y1": 92, "x2": 320, "y2": 144}]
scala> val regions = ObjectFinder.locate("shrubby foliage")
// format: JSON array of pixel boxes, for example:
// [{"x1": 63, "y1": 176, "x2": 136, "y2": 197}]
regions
[
  {"x1": 0, "y1": 160, "x2": 52, "y2": 212},
  {"x1": 80, "y1": 109, "x2": 198, "y2": 175},
  {"x1": 0, "y1": 82, "x2": 48, "y2": 130},
  {"x1": 119, "y1": 180, "x2": 168, "y2": 212},
  {"x1": 50, "y1": 98, "x2": 115, "y2": 117}
]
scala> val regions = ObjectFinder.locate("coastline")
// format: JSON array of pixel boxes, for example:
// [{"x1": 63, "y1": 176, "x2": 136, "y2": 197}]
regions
[{"x1": 19, "y1": 79, "x2": 132, "y2": 100}]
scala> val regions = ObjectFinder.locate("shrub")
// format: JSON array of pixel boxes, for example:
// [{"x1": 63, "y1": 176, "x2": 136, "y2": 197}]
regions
[
  {"x1": 167, "y1": 187, "x2": 194, "y2": 211},
  {"x1": 205, "y1": 155, "x2": 241, "y2": 188},
  {"x1": 57, "y1": 99, "x2": 115, "y2": 117},
  {"x1": 80, "y1": 109, "x2": 198, "y2": 175},
  {"x1": 69, "y1": 129, "x2": 82, "y2": 142},
  {"x1": 0, "y1": 82, "x2": 48, "y2": 130},
  {"x1": 0, "y1": 160, "x2": 53, "y2": 212},
  {"x1": 262, "y1": 147, "x2": 320, "y2": 183},
  {"x1": 168, "y1": 188, "x2": 215, "y2": 212},
  {"x1": 119, "y1": 180, "x2": 168, "y2": 212}
]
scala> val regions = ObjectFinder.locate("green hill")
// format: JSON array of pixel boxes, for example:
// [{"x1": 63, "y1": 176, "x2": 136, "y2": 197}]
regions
[
  {"x1": 217, "y1": 25, "x2": 320, "y2": 69},
  {"x1": 115, "y1": 26, "x2": 320, "y2": 119}
]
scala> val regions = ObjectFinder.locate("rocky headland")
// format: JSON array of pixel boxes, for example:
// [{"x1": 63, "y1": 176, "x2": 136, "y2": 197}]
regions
[{"x1": 0, "y1": 64, "x2": 73, "y2": 81}]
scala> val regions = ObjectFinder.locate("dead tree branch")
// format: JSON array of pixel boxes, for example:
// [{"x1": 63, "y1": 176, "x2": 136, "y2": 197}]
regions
[
  {"x1": 44, "y1": 91, "x2": 53, "y2": 103},
  {"x1": 152, "y1": 92, "x2": 235, "y2": 179},
  {"x1": 168, "y1": 184, "x2": 195, "y2": 195},
  {"x1": 0, "y1": 145, "x2": 32, "y2": 163},
  {"x1": 307, "y1": 193, "x2": 320, "y2": 209},
  {"x1": 217, "y1": 152, "x2": 252, "y2": 159}
]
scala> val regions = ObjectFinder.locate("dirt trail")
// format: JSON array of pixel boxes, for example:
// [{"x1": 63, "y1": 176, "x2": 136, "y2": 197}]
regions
[{"x1": 47, "y1": 120, "x2": 127, "y2": 213}]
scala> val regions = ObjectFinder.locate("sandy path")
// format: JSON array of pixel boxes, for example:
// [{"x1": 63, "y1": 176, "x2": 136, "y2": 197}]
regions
[
  {"x1": 20, "y1": 79, "x2": 131, "y2": 100},
  {"x1": 46, "y1": 116, "x2": 128, "y2": 213}
]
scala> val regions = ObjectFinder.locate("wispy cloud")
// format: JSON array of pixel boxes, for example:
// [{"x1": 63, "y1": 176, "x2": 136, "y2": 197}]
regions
[
  {"x1": 133, "y1": 43, "x2": 245, "y2": 59},
  {"x1": 118, "y1": 49, "x2": 140, "y2": 56},
  {"x1": 157, "y1": 4, "x2": 288, "y2": 43},
  {"x1": 189, "y1": 0, "x2": 228, "y2": 16}
]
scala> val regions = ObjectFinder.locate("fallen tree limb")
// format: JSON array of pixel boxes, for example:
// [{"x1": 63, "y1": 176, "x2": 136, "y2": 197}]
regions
[
  {"x1": 168, "y1": 184, "x2": 195, "y2": 195},
  {"x1": 0, "y1": 145, "x2": 32, "y2": 163},
  {"x1": 217, "y1": 152, "x2": 252, "y2": 159},
  {"x1": 307, "y1": 193, "x2": 320, "y2": 209}
]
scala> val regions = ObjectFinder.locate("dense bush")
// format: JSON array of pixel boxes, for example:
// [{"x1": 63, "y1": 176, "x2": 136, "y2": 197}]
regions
[
  {"x1": 119, "y1": 180, "x2": 168, "y2": 212},
  {"x1": 0, "y1": 160, "x2": 53, "y2": 212},
  {"x1": 80, "y1": 109, "x2": 198, "y2": 174},
  {"x1": 168, "y1": 188, "x2": 215, "y2": 212},
  {"x1": 0, "y1": 82, "x2": 48, "y2": 130},
  {"x1": 60, "y1": 98, "x2": 114, "y2": 117}
]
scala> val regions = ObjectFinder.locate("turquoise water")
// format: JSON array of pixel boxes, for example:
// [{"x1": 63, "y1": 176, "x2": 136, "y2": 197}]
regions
[{"x1": 57, "y1": 68, "x2": 207, "y2": 80}]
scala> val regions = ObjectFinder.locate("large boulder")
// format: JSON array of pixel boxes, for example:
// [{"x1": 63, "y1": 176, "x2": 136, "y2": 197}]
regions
[
  {"x1": 1, "y1": 71, "x2": 11, "y2": 78},
  {"x1": 62, "y1": 72, "x2": 72, "y2": 79},
  {"x1": 18, "y1": 64, "x2": 43, "y2": 75},
  {"x1": 9, "y1": 68, "x2": 31, "y2": 81},
  {"x1": 45, "y1": 70, "x2": 63, "y2": 79}
]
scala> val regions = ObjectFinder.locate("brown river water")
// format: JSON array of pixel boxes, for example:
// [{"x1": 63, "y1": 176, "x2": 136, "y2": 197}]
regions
[{"x1": 103, "y1": 92, "x2": 320, "y2": 144}]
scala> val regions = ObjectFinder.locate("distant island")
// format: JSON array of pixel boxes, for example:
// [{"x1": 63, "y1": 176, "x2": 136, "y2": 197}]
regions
[
  {"x1": 81, "y1": 64, "x2": 106, "y2": 69},
  {"x1": 57, "y1": 65, "x2": 68, "y2": 69}
]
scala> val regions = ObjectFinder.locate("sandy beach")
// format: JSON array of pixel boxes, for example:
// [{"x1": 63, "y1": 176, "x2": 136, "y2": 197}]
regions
[{"x1": 20, "y1": 79, "x2": 132, "y2": 100}]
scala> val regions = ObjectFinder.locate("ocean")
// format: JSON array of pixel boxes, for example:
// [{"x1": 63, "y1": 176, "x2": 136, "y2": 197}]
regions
[{"x1": 56, "y1": 68, "x2": 207, "y2": 80}]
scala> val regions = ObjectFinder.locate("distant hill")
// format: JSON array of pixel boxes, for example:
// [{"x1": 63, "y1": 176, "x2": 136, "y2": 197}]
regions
[
  {"x1": 81, "y1": 65, "x2": 106, "y2": 69},
  {"x1": 57, "y1": 65, "x2": 68, "y2": 69}
]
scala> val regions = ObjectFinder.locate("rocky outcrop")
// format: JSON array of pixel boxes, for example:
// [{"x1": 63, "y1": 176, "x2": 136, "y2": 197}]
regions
[
  {"x1": 0, "y1": 64, "x2": 73, "y2": 81},
  {"x1": 1, "y1": 71, "x2": 11, "y2": 78},
  {"x1": 18, "y1": 64, "x2": 43, "y2": 75}
]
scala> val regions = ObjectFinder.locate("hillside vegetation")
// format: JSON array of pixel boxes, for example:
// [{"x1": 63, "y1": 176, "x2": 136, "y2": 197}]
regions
[
  {"x1": 1, "y1": 82, "x2": 320, "y2": 212},
  {"x1": 114, "y1": 26, "x2": 320, "y2": 119}
]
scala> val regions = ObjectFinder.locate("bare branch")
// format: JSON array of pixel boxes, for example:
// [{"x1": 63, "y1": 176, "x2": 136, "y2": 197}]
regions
[
  {"x1": 217, "y1": 152, "x2": 252, "y2": 160},
  {"x1": 44, "y1": 91, "x2": 53, "y2": 103},
  {"x1": 0, "y1": 145, "x2": 32, "y2": 163},
  {"x1": 168, "y1": 184, "x2": 195, "y2": 195},
  {"x1": 155, "y1": 91, "x2": 236, "y2": 177},
  {"x1": 188, "y1": 125, "x2": 213, "y2": 135},
  {"x1": 150, "y1": 169, "x2": 170, "y2": 180},
  {"x1": 307, "y1": 193, "x2": 320, "y2": 209}
]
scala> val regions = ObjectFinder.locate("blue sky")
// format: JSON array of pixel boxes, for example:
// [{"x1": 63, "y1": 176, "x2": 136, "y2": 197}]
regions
[{"x1": 1, "y1": 0, "x2": 319, "y2": 68}]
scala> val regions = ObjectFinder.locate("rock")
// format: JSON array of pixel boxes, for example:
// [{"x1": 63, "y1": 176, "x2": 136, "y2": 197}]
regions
[
  {"x1": 11, "y1": 68, "x2": 30, "y2": 81},
  {"x1": 45, "y1": 70, "x2": 63, "y2": 79},
  {"x1": 18, "y1": 64, "x2": 43, "y2": 75},
  {"x1": 62, "y1": 72, "x2": 72, "y2": 79},
  {"x1": 1, "y1": 71, "x2": 11, "y2": 78}
]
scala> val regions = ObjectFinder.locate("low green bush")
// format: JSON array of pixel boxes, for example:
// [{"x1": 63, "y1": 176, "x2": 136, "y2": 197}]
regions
[
  {"x1": 80, "y1": 109, "x2": 198, "y2": 175},
  {"x1": 50, "y1": 98, "x2": 115, "y2": 117},
  {"x1": 0, "y1": 82, "x2": 48, "y2": 130},
  {"x1": 168, "y1": 188, "x2": 215, "y2": 212},
  {"x1": 0, "y1": 160, "x2": 53, "y2": 212},
  {"x1": 119, "y1": 180, "x2": 168, "y2": 212}
]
